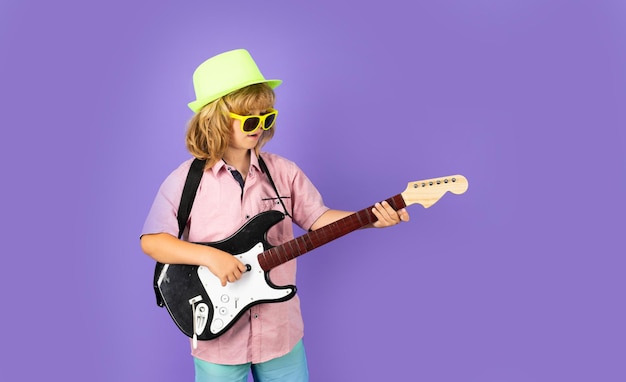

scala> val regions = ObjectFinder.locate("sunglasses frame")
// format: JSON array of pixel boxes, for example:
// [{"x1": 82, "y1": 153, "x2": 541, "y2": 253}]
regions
[{"x1": 229, "y1": 108, "x2": 278, "y2": 134}]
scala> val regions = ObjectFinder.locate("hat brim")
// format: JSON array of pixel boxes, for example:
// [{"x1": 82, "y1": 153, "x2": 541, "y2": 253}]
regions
[{"x1": 188, "y1": 79, "x2": 282, "y2": 113}]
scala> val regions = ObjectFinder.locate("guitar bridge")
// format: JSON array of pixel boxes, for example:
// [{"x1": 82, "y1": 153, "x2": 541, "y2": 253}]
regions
[
  {"x1": 189, "y1": 295, "x2": 208, "y2": 348},
  {"x1": 194, "y1": 303, "x2": 209, "y2": 335}
]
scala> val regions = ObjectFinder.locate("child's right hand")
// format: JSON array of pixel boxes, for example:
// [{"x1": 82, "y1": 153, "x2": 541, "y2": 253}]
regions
[{"x1": 205, "y1": 249, "x2": 248, "y2": 287}]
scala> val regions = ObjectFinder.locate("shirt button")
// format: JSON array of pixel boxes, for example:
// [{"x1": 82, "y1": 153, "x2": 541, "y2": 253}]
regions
[
  {"x1": 245, "y1": 215, "x2": 250, "y2": 219},
  {"x1": 254, "y1": 314, "x2": 259, "y2": 319}
]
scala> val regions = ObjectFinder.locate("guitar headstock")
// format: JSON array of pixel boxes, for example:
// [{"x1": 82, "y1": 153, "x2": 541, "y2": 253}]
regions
[{"x1": 401, "y1": 175, "x2": 468, "y2": 208}]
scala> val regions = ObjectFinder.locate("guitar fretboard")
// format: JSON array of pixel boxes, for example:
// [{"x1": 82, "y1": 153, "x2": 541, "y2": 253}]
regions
[{"x1": 258, "y1": 194, "x2": 406, "y2": 271}]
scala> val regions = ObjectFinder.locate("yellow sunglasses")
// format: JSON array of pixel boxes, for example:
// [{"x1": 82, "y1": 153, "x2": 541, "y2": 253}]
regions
[{"x1": 229, "y1": 108, "x2": 278, "y2": 133}]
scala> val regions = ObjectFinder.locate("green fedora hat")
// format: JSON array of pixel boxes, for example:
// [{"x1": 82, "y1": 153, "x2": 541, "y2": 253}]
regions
[{"x1": 188, "y1": 49, "x2": 282, "y2": 113}]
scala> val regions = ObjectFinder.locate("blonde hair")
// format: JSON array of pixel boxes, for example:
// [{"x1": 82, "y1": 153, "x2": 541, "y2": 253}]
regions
[{"x1": 185, "y1": 83, "x2": 276, "y2": 169}]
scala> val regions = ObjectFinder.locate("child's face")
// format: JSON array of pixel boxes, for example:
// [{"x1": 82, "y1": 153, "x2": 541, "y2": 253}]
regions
[{"x1": 229, "y1": 109, "x2": 269, "y2": 151}]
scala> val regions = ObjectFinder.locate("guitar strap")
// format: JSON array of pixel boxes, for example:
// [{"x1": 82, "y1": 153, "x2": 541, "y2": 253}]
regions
[
  {"x1": 152, "y1": 155, "x2": 290, "y2": 307},
  {"x1": 153, "y1": 157, "x2": 206, "y2": 307}
]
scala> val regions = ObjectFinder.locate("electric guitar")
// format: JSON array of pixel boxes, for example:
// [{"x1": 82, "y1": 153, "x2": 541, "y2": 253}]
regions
[{"x1": 155, "y1": 175, "x2": 468, "y2": 344}]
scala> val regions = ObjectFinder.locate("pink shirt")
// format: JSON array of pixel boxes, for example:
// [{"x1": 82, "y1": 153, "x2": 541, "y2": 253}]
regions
[{"x1": 142, "y1": 151, "x2": 329, "y2": 364}]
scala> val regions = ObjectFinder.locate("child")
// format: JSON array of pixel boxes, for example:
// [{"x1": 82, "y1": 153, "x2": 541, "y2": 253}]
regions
[{"x1": 140, "y1": 49, "x2": 409, "y2": 382}]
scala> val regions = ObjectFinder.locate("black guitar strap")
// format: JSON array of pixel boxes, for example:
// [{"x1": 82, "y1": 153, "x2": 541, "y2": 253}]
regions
[
  {"x1": 176, "y1": 158, "x2": 207, "y2": 240},
  {"x1": 153, "y1": 158, "x2": 206, "y2": 307},
  {"x1": 152, "y1": 155, "x2": 290, "y2": 307}
]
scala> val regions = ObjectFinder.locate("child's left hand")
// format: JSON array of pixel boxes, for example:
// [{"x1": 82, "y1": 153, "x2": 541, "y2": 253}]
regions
[{"x1": 371, "y1": 201, "x2": 410, "y2": 228}]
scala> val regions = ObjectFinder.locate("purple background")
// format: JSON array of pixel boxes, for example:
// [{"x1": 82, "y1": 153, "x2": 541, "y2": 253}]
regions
[{"x1": 1, "y1": 1, "x2": 625, "y2": 381}]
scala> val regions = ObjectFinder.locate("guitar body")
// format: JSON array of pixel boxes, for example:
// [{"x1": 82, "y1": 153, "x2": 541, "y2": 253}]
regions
[{"x1": 156, "y1": 210, "x2": 296, "y2": 340}]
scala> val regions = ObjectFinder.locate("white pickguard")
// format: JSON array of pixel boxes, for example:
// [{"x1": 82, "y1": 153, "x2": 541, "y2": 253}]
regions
[{"x1": 196, "y1": 242, "x2": 295, "y2": 335}]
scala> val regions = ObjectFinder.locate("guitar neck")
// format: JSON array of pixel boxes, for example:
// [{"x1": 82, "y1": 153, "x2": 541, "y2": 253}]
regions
[{"x1": 258, "y1": 194, "x2": 406, "y2": 271}]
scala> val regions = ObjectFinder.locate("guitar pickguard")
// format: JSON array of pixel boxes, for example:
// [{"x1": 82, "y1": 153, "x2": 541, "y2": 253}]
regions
[{"x1": 197, "y1": 242, "x2": 295, "y2": 335}]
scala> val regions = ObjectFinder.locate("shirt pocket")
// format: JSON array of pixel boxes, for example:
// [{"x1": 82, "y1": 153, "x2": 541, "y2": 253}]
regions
[{"x1": 258, "y1": 195, "x2": 292, "y2": 217}]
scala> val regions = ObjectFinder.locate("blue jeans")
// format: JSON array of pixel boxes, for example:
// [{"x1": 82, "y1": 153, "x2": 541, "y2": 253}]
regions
[{"x1": 194, "y1": 340, "x2": 309, "y2": 382}]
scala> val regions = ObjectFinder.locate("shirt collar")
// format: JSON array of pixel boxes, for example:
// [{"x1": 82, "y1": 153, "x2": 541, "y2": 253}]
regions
[
  {"x1": 210, "y1": 150, "x2": 261, "y2": 176},
  {"x1": 250, "y1": 152, "x2": 261, "y2": 173}
]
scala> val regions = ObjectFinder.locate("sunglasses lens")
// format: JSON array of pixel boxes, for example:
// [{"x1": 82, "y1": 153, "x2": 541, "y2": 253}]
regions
[
  {"x1": 263, "y1": 113, "x2": 276, "y2": 130},
  {"x1": 242, "y1": 117, "x2": 261, "y2": 132}
]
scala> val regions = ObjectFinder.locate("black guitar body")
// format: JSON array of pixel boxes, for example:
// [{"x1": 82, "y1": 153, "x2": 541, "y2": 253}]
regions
[{"x1": 155, "y1": 210, "x2": 297, "y2": 340}]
